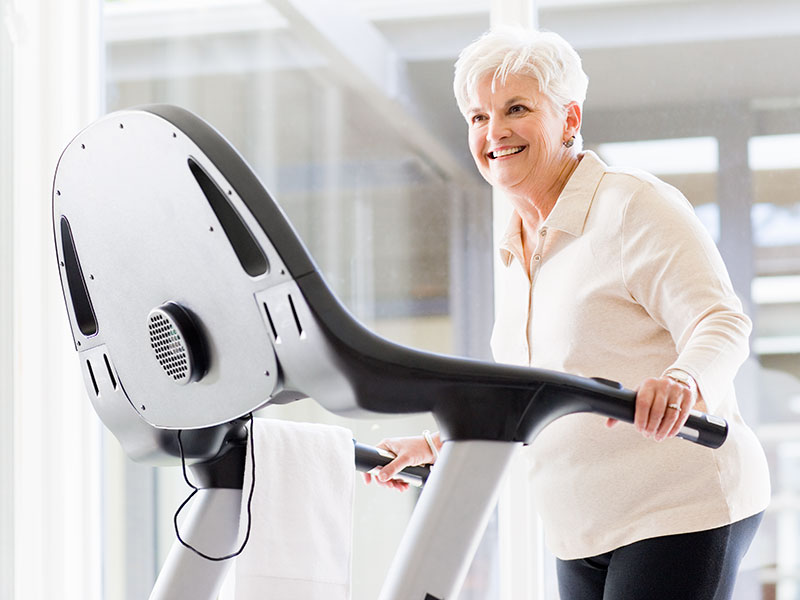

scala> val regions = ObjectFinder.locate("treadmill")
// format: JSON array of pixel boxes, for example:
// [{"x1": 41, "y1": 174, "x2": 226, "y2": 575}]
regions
[{"x1": 52, "y1": 105, "x2": 728, "y2": 600}]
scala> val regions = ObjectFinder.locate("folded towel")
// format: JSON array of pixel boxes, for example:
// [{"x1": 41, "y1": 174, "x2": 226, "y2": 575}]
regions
[{"x1": 233, "y1": 418, "x2": 355, "y2": 600}]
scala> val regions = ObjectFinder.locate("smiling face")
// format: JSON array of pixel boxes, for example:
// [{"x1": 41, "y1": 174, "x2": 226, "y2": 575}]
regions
[{"x1": 466, "y1": 73, "x2": 572, "y2": 196}]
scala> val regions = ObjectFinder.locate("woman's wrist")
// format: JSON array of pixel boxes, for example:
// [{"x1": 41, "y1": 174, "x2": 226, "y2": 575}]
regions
[
  {"x1": 422, "y1": 430, "x2": 440, "y2": 462},
  {"x1": 664, "y1": 368, "x2": 697, "y2": 399}
]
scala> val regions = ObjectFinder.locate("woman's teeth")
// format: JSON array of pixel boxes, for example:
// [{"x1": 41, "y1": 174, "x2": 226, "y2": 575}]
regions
[{"x1": 491, "y1": 146, "x2": 524, "y2": 158}]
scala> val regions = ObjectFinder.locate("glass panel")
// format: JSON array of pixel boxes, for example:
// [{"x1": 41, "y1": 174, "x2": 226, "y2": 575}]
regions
[
  {"x1": 595, "y1": 137, "x2": 721, "y2": 239},
  {"x1": 748, "y1": 134, "x2": 800, "y2": 598},
  {"x1": 749, "y1": 134, "x2": 800, "y2": 379},
  {"x1": 750, "y1": 135, "x2": 800, "y2": 271},
  {"x1": 103, "y1": 2, "x2": 492, "y2": 599},
  {"x1": 596, "y1": 137, "x2": 719, "y2": 175}
]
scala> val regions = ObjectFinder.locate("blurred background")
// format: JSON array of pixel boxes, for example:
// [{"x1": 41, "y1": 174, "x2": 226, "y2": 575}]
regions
[{"x1": 2, "y1": 0, "x2": 799, "y2": 598}]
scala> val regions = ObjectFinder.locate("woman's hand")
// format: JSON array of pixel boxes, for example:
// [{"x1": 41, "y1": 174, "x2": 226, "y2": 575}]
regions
[
  {"x1": 606, "y1": 376, "x2": 701, "y2": 442},
  {"x1": 362, "y1": 434, "x2": 440, "y2": 492}
]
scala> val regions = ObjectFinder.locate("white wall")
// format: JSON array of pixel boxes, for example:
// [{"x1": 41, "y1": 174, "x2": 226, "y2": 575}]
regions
[
  {"x1": 1, "y1": 2, "x2": 16, "y2": 597},
  {"x1": 3, "y1": 0, "x2": 104, "y2": 598}
]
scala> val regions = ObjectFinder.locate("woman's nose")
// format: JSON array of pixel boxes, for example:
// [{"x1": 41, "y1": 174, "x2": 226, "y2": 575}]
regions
[{"x1": 486, "y1": 117, "x2": 510, "y2": 143}]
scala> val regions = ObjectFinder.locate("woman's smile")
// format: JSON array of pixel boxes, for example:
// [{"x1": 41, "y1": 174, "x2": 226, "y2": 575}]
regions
[{"x1": 488, "y1": 145, "x2": 527, "y2": 159}]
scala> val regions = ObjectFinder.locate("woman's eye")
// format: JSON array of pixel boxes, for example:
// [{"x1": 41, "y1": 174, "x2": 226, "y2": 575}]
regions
[
  {"x1": 509, "y1": 104, "x2": 528, "y2": 115},
  {"x1": 471, "y1": 114, "x2": 486, "y2": 124}
]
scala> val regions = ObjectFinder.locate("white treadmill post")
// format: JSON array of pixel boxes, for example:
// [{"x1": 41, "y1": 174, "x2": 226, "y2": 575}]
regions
[
  {"x1": 379, "y1": 440, "x2": 522, "y2": 600},
  {"x1": 150, "y1": 488, "x2": 243, "y2": 600}
]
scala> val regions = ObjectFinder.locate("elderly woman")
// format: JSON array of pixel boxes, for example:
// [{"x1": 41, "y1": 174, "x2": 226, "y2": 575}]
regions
[{"x1": 365, "y1": 27, "x2": 770, "y2": 599}]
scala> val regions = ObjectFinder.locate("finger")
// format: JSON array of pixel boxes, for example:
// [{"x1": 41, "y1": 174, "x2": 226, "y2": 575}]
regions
[
  {"x1": 634, "y1": 381, "x2": 655, "y2": 433},
  {"x1": 655, "y1": 399, "x2": 681, "y2": 441},
  {"x1": 375, "y1": 455, "x2": 414, "y2": 483},
  {"x1": 365, "y1": 469, "x2": 404, "y2": 490},
  {"x1": 389, "y1": 479, "x2": 409, "y2": 492},
  {"x1": 372, "y1": 471, "x2": 409, "y2": 491},
  {"x1": 644, "y1": 385, "x2": 670, "y2": 438},
  {"x1": 665, "y1": 406, "x2": 689, "y2": 440},
  {"x1": 606, "y1": 417, "x2": 619, "y2": 428},
  {"x1": 375, "y1": 439, "x2": 395, "y2": 455},
  {"x1": 636, "y1": 379, "x2": 665, "y2": 436},
  {"x1": 371, "y1": 440, "x2": 404, "y2": 483},
  {"x1": 666, "y1": 388, "x2": 695, "y2": 439}
]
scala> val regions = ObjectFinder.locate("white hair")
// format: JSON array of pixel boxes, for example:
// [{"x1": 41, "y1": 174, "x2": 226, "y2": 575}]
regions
[{"x1": 453, "y1": 27, "x2": 589, "y2": 118}]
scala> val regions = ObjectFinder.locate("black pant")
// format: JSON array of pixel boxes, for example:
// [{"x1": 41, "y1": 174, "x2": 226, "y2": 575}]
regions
[{"x1": 556, "y1": 512, "x2": 763, "y2": 600}]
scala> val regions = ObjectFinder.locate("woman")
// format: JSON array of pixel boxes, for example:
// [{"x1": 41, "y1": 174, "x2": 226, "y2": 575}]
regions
[{"x1": 364, "y1": 27, "x2": 770, "y2": 599}]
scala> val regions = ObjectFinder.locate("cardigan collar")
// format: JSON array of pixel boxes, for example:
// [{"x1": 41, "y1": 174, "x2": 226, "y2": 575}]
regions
[{"x1": 499, "y1": 150, "x2": 607, "y2": 267}]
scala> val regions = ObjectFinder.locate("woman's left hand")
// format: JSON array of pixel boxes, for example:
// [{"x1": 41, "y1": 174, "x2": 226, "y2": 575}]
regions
[{"x1": 606, "y1": 376, "x2": 699, "y2": 442}]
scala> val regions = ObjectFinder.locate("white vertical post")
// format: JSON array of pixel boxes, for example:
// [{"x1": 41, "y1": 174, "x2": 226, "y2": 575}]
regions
[
  {"x1": 1, "y1": 4, "x2": 16, "y2": 600},
  {"x1": 352, "y1": 186, "x2": 375, "y2": 321},
  {"x1": 379, "y1": 441, "x2": 522, "y2": 600},
  {"x1": 8, "y1": 0, "x2": 103, "y2": 599},
  {"x1": 321, "y1": 81, "x2": 344, "y2": 284},
  {"x1": 489, "y1": 3, "x2": 547, "y2": 600},
  {"x1": 490, "y1": 0, "x2": 537, "y2": 31},
  {"x1": 149, "y1": 489, "x2": 243, "y2": 600},
  {"x1": 716, "y1": 111, "x2": 755, "y2": 317}
]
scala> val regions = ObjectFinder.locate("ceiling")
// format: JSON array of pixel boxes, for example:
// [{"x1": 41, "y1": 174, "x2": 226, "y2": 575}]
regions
[{"x1": 105, "y1": 0, "x2": 800, "y2": 176}]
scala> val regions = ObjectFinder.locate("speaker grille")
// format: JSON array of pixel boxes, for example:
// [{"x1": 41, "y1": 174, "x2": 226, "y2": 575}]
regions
[{"x1": 148, "y1": 311, "x2": 190, "y2": 383}]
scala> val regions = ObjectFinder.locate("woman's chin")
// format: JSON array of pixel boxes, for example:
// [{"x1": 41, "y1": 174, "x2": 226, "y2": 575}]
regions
[{"x1": 489, "y1": 172, "x2": 526, "y2": 194}]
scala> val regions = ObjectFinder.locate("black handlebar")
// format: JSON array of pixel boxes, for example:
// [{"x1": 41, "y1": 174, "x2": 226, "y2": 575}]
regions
[
  {"x1": 586, "y1": 377, "x2": 728, "y2": 449},
  {"x1": 352, "y1": 381, "x2": 727, "y2": 490}
]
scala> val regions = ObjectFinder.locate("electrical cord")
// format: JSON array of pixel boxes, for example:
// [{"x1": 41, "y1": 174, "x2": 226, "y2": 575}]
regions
[{"x1": 173, "y1": 413, "x2": 256, "y2": 561}]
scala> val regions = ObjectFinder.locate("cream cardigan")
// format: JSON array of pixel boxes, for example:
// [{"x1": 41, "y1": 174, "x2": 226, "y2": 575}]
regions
[{"x1": 491, "y1": 151, "x2": 770, "y2": 560}]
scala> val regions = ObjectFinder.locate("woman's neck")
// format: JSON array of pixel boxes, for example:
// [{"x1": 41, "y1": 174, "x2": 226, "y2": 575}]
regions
[
  {"x1": 512, "y1": 153, "x2": 582, "y2": 266},
  {"x1": 512, "y1": 153, "x2": 581, "y2": 232}
]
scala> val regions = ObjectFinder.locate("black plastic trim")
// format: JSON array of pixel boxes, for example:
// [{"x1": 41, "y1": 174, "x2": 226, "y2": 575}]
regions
[
  {"x1": 103, "y1": 354, "x2": 117, "y2": 389},
  {"x1": 59, "y1": 216, "x2": 98, "y2": 337},
  {"x1": 188, "y1": 157, "x2": 268, "y2": 278},
  {"x1": 86, "y1": 360, "x2": 99, "y2": 396}
]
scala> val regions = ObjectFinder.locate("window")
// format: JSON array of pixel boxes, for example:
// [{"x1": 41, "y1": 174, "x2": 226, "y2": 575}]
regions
[{"x1": 102, "y1": 1, "x2": 492, "y2": 598}]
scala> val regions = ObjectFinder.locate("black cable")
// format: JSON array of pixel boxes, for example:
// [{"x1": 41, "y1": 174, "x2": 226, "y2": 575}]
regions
[{"x1": 173, "y1": 413, "x2": 256, "y2": 561}]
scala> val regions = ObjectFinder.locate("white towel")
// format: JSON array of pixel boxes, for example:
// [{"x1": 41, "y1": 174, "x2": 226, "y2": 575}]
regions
[{"x1": 232, "y1": 418, "x2": 355, "y2": 600}]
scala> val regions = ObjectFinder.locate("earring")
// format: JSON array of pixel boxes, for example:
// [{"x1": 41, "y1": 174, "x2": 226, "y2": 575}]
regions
[{"x1": 563, "y1": 135, "x2": 575, "y2": 148}]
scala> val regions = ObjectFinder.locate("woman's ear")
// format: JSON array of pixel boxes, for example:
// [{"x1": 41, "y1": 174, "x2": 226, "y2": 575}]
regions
[{"x1": 564, "y1": 101, "x2": 582, "y2": 139}]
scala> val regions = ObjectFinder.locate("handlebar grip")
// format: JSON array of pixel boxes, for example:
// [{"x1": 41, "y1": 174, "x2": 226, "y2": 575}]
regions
[
  {"x1": 678, "y1": 411, "x2": 728, "y2": 449},
  {"x1": 588, "y1": 377, "x2": 729, "y2": 449},
  {"x1": 353, "y1": 442, "x2": 431, "y2": 487}
]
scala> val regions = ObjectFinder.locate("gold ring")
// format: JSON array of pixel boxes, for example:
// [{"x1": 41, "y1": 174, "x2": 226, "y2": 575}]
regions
[{"x1": 667, "y1": 403, "x2": 681, "y2": 411}]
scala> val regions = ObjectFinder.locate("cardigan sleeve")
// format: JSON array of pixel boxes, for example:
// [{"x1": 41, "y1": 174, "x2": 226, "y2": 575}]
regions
[{"x1": 619, "y1": 179, "x2": 752, "y2": 411}]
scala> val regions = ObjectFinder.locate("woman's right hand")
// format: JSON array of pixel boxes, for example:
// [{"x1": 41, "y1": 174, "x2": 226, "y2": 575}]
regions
[{"x1": 362, "y1": 433, "x2": 440, "y2": 492}]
